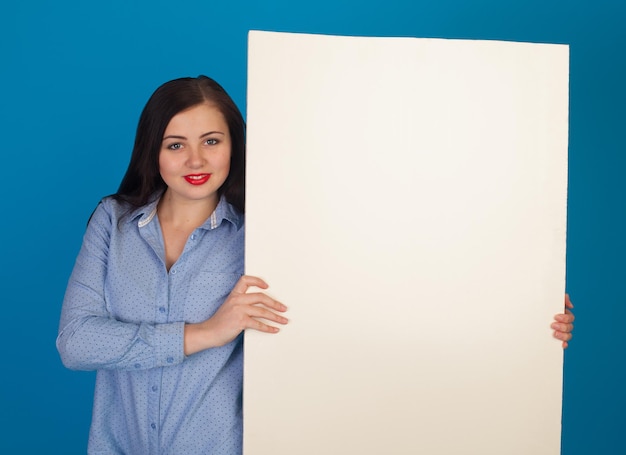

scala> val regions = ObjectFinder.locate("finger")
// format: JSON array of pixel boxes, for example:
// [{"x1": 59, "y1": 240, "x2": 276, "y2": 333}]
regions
[
  {"x1": 248, "y1": 318, "x2": 282, "y2": 334},
  {"x1": 553, "y1": 313, "x2": 574, "y2": 323},
  {"x1": 231, "y1": 275, "x2": 269, "y2": 294},
  {"x1": 246, "y1": 306, "x2": 289, "y2": 325},
  {"x1": 564, "y1": 293, "x2": 574, "y2": 309},
  {"x1": 562, "y1": 341, "x2": 569, "y2": 349},
  {"x1": 553, "y1": 330, "x2": 573, "y2": 342},
  {"x1": 551, "y1": 322, "x2": 574, "y2": 333},
  {"x1": 233, "y1": 292, "x2": 287, "y2": 312}
]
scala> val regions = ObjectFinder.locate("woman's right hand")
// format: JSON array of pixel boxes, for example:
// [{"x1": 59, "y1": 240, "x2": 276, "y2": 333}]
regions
[{"x1": 184, "y1": 275, "x2": 288, "y2": 355}]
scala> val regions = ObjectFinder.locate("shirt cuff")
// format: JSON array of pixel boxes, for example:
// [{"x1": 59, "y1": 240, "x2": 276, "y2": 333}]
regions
[{"x1": 154, "y1": 321, "x2": 186, "y2": 367}]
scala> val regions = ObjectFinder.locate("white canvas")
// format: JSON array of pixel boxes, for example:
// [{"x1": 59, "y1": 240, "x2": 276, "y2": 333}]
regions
[{"x1": 244, "y1": 31, "x2": 569, "y2": 455}]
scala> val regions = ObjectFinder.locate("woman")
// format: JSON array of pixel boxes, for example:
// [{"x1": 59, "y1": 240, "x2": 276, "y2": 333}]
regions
[
  {"x1": 57, "y1": 75, "x2": 574, "y2": 454},
  {"x1": 57, "y1": 76, "x2": 287, "y2": 454}
]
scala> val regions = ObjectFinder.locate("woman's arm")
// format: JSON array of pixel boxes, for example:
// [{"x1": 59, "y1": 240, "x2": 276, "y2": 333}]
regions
[
  {"x1": 184, "y1": 275, "x2": 288, "y2": 355},
  {"x1": 57, "y1": 201, "x2": 288, "y2": 369},
  {"x1": 56, "y1": 202, "x2": 185, "y2": 371}
]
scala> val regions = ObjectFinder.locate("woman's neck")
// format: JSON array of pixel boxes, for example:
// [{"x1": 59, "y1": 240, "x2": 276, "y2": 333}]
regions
[{"x1": 157, "y1": 190, "x2": 218, "y2": 230}]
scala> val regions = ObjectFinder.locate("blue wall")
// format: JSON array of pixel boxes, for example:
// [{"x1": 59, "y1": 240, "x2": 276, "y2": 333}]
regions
[{"x1": 1, "y1": 0, "x2": 624, "y2": 453}]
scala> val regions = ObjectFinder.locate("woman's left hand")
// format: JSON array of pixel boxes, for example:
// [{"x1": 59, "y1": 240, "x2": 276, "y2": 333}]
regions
[{"x1": 552, "y1": 293, "x2": 575, "y2": 349}]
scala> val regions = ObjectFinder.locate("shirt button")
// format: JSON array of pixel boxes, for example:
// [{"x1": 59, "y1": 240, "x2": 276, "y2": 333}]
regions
[
  {"x1": 151, "y1": 423, "x2": 156, "y2": 430},
  {"x1": 167, "y1": 357, "x2": 174, "y2": 364},
  {"x1": 190, "y1": 234, "x2": 196, "y2": 240},
  {"x1": 152, "y1": 385, "x2": 158, "y2": 392},
  {"x1": 171, "y1": 269, "x2": 177, "y2": 274},
  {"x1": 134, "y1": 363, "x2": 141, "y2": 369},
  {"x1": 159, "y1": 307, "x2": 166, "y2": 313}
]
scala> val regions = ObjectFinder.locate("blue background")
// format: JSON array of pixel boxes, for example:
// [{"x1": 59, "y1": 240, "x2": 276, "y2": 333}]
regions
[{"x1": 1, "y1": 0, "x2": 624, "y2": 453}]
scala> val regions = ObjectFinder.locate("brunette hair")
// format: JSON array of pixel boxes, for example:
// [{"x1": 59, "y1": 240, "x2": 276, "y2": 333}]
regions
[{"x1": 114, "y1": 76, "x2": 245, "y2": 213}]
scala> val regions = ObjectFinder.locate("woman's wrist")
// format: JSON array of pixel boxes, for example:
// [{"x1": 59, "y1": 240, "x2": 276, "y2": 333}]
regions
[{"x1": 183, "y1": 321, "x2": 214, "y2": 356}]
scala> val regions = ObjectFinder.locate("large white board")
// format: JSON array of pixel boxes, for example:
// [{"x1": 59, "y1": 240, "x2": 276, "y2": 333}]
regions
[{"x1": 244, "y1": 31, "x2": 569, "y2": 455}]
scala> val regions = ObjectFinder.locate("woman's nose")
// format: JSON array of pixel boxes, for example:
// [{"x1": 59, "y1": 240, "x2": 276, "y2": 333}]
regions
[{"x1": 186, "y1": 146, "x2": 205, "y2": 168}]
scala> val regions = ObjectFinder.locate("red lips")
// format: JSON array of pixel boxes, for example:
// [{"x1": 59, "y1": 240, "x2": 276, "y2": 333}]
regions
[{"x1": 184, "y1": 174, "x2": 211, "y2": 185}]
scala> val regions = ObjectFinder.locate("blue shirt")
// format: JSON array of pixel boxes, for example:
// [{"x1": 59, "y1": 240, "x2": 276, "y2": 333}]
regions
[{"x1": 57, "y1": 195, "x2": 245, "y2": 454}]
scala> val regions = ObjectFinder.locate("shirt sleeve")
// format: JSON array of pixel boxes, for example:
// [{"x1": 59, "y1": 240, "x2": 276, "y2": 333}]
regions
[{"x1": 56, "y1": 201, "x2": 186, "y2": 371}]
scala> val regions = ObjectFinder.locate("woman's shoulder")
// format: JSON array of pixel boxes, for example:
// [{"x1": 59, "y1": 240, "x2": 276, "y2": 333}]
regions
[
  {"x1": 216, "y1": 196, "x2": 245, "y2": 230},
  {"x1": 94, "y1": 195, "x2": 131, "y2": 217},
  {"x1": 89, "y1": 195, "x2": 153, "y2": 227}
]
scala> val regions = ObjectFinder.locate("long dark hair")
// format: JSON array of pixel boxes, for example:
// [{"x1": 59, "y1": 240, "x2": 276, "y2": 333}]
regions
[{"x1": 114, "y1": 76, "x2": 246, "y2": 213}]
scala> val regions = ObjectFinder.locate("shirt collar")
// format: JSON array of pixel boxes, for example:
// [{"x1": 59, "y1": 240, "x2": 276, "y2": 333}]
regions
[
  {"x1": 130, "y1": 194, "x2": 243, "y2": 230},
  {"x1": 198, "y1": 195, "x2": 244, "y2": 231}
]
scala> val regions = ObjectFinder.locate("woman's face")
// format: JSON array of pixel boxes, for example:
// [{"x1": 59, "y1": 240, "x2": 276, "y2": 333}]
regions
[{"x1": 159, "y1": 103, "x2": 231, "y2": 207}]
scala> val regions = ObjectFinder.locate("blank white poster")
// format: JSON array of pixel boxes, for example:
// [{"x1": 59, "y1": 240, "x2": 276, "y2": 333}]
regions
[{"x1": 244, "y1": 31, "x2": 569, "y2": 455}]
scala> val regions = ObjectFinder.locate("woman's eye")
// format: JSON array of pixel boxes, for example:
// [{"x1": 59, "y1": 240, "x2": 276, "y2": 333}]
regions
[
  {"x1": 167, "y1": 143, "x2": 182, "y2": 150},
  {"x1": 205, "y1": 138, "x2": 219, "y2": 146}
]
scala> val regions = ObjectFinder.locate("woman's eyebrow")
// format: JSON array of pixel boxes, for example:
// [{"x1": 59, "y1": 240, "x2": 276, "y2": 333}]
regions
[
  {"x1": 163, "y1": 131, "x2": 225, "y2": 141},
  {"x1": 162, "y1": 134, "x2": 187, "y2": 141},
  {"x1": 200, "y1": 131, "x2": 226, "y2": 138}
]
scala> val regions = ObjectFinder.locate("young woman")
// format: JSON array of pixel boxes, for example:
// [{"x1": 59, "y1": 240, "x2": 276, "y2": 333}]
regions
[
  {"x1": 57, "y1": 75, "x2": 574, "y2": 454},
  {"x1": 57, "y1": 76, "x2": 288, "y2": 454}
]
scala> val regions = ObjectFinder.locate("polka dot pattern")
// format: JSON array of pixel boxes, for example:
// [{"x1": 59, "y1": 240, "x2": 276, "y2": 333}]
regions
[{"x1": 57, "y1": 195, "x2": 245, "y2": 454}]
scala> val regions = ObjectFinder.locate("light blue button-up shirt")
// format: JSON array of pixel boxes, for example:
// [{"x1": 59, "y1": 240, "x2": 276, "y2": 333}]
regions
[{"x1": 57, "y1": 195, "x2": 245, "y2": 454}]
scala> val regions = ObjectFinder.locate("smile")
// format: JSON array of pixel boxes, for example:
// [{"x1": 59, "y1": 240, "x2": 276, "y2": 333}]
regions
[{"x1": 184, "y1": 174, "x2": 211, "y2": 185}]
